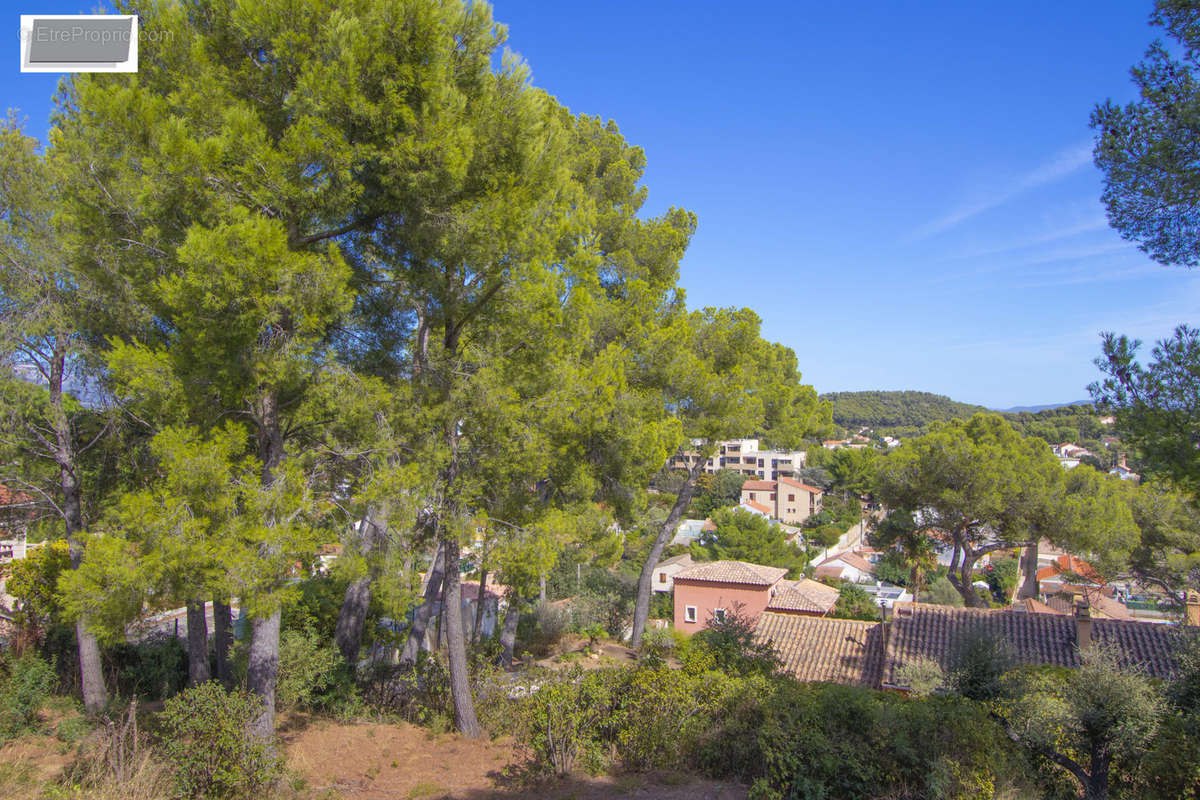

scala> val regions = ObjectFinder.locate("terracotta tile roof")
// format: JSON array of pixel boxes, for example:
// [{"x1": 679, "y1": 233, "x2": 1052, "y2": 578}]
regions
[
  {"x1": 755, "y1": 612, "x2": 884, "y2": 686},
  {"x1": 1038, "y1": 554, "x2": 1103, "y2": 584},
  {"x1": 743, "y1": 499, "x2": 772, "y2": 514},
  {"x1": 656, "y1": 553, "x2": 695, "y2": 569},
  {"x1": 674, "y1": 560, "x2": 788, "y2": 587},
  {"x1": 819, "y1": 551, "x2": 874, "y2": 574},
  {"x1": 1045, "y1": 587, "x2": 1131, "y2": 620},
  {"x1": 777, "y1": 476, "x2": 823, "y2": 494},
  {"x1": 882, "y1": 603, "x2": 1181, "y2": 687},
  {"x1": 767, "y1": 578, "x2": 839, "y2": 614},
  {"x1": 741, "y1": 480, "x2": 776, "y2": 492},
  {"x1": 1013, "y1": 598, "x2": 1065, "y2": 615},
  {"x1": 813, "y1": 565, "x2": 846, "y2": 581}
]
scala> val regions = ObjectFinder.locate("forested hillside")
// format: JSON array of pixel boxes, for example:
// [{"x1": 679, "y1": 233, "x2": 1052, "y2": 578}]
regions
[
  {"x1": 823, "y1": 391, "x2": 1108, "y2": 450},
  {"x1": 822, "y1": 391, "x2": 990, "y2": 433}
]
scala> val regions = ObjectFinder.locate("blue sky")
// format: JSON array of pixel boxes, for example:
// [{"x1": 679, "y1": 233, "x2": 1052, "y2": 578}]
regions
[{"x1": 5, "y1": 1, "x2": 1199, "y2": 408}]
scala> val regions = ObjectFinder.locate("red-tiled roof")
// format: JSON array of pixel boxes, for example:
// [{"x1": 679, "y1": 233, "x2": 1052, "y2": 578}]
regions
[
  {"x1": 656, "y1": 553, "x2": 695, "y2": 569},
  {"x1": 755, "y1": 612, "x2": 883, "y2": 686},
  {"x1": 1045, "y1": 587, "x2": 1130, "y2": 620},
  {"x1": 819, "y1": 551, "x2": 874, "y2": 574},
  {"x1": 743, "y1": 499, "x2": 772, "y2": 514},
  {"x1": 882, "y1": 603, "x2": 1181, "y2": 686},
  {"x1": 1013, "y1": 598, "x2": 1064, "y2": 615},
  {"x1": 813, "y1": 565, "x2": 845, "y2": 581},
  {"x1": 674, "y1": 560, "x2": 788, "y2": 587},
  {"x1": 741, "y1": 480, "x2": 776, "y2": 492},
  {"x1": 777, "y1": 476, "x2": 823, "y2": 494},
  {"x1": 1038, "y1": 554, "x2": 1103, "y2": 584},
  {"x1": 767, "y1": 579, "x2": 839, "y2": 615}
]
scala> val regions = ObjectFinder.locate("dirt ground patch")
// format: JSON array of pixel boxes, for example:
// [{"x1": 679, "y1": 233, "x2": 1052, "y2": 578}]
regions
[{"x1": 282, "y1": 715, "x2": 747, "y2": 800}]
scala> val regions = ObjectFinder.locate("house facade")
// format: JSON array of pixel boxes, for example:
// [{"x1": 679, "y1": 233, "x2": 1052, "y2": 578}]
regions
[
  {"x1": 740, "y1": 476, "x2": 823, "y2": 525},
  {"x1": 673, "y1": 560, "x2": 788, "y2": 634},
  {"x1": 651, "y1": 553, "x2": 695, "y2": 593},
  {"x1": 669, "y1": 439, "x2": 808, "y2": 482}
]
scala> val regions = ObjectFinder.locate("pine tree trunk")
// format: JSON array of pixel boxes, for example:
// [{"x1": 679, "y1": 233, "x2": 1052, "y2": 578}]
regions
[
  {"x1": 47, "y1": 336, "x2": 108, "y2": 715},
  {"x1": 186, "y1": 600, "x2": 210, "y2": 686},
  {"x1": 400, "y1": 541, "x2": 444, "y2": 663},
  {"x1": 631, "y1": 455, "x2": 706, "y2": 648},
  {"x1": 246, "y1": 609, "x2": 280, "y2": 741},
  {"x1": 335, "y1": 509, "x2": 382, "y2": 663},
  {"x1": 441, "y1": 537, "x2": 481, "y2": 737},
  {"x1": 213, "y1": 598, "x2": 233, "y2": 686},
  {"x1": 472, "y1": 567, "x2": 488, "y2": 641},
  {"x1": 246, "y1": 389, "x2": 284, "y2": 740},
  {"x1": 499, "y1": 596, "x2": 520, "y2": 668},
  {"x1": 1019, "y1": 541, "x2": 1040, "y2": 600}
]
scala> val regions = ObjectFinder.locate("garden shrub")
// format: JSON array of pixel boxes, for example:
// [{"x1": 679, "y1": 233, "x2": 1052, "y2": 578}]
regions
[
  {"x1": 276, "y1": 628, "x2": 351, "y2": 712},
  {"x1": 106, "y1": 633, "x2": 188, "y2": 701},
  {"x1": 159, "y1": 682, "x2": 282, "y2": 800},
  {"x1": 360, "y1": 651, "x2": 451, "y2": 724},
  {"x1": 0, "y1": 652, "x2": 56, "y2": 741},
  {"x1": 524, "y1": 602, "x2": 568, "y2": 658}
]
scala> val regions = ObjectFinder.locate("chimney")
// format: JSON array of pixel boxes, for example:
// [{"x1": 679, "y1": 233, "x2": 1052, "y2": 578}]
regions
[
  {"x1": 1074, "y1": 595, "x2": 1093, "y2": 652},
  {"x1": 1186, "y1": 591, "x2": 1200, "y2": 627}
]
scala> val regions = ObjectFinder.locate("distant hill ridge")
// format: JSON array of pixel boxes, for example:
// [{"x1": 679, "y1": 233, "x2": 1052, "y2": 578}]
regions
[
  {"x1": 821, "y1": 390, "x2": 1096, "y2": 434},
  {"x1": 821, "y1": 390, "x2": 990, "y2": 430}
]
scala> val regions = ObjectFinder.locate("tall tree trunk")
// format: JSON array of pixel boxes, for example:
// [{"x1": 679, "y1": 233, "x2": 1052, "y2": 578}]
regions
[
  {"x1": 186, "y1": 600, "x2": 210, "y2": 686},
  {"x1": 213, "y1": 597, "x2": 233, "y2": 686},
  {"x1": 539, "y1": 574, "x2": 546, "y2": 603},
  {"x1": 499, "y1": 595, "x2": 520, "y2": 668},
  {"x1": 1085, "y1": 750, "x2": 1110, "y2": 800},
  {"x1": 50, "y1": 337, "x2": 108, "y2": 714},
  {"x1": 247, "y1": 389, "x2": 285, "y2": 740},
  {"x1": 335, "y1": 508, "x2": 383, "y2": 663},
  {"x1": 246, "y1": 609, "x2": 280, "y2": 740},
  {"x1": 630, "y1": 455, "x2": 707, "y2": 648},
  {"x1": 1019, "y1": 541, "x2": 1040, "y2": 600},
  {"x1": 472, "y1": 567, "x2": 488, "y2": 641},
  {"x1": 400, "y1": 541, "x2": 444, "y2": 663},
  {"x1": 441, "y1": 536, "x2": 481, "y2": 737}
]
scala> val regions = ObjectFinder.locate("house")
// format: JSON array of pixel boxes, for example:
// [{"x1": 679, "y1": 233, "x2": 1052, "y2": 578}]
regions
[
  {"x1": 862, "y1": 582, "x2": 913, "y2": 609},
  {"x1": 813, "y1": 551, "x2": 875, "y2": 584},
  {"x1": 1036, "y1": 553, "x2": 1104, "y2": 593},
  {"x1": 754, "y1": 612, "x2": 883, "y2": 686},
  {"x1": 669, "y1": 439, "x2": 808, "y2": 482},
  {"x1": 740, "y1": 477, "x2": 823, "y2": 525},
  {"x1": 670, "y1": 518, "x2": 715, "y2": 547},
  {"x1": 765, "y1": 578, "x2": 839, "y2": 616},
  {"x1": 651, "y1": 553, "x2": 695, "y2": 593},
  {"x1": 0, "y1": 485, "x2": 34, "y2": 564},
  {"x1": 880, "y1": 598, "x2": 1186, "y2": 689},
  {"x1": 1108, "y1": 453, "x2": 1140, "y2": 482},
  {"x1": 749, "y1": 591, "x2": 1195, "y2": 691},
  {"x1": 314, "y1": 543, "x2": 344, "y2": 574},
  {"x1": 673, "y1": 560, "x2": 788, "y2": 634}
]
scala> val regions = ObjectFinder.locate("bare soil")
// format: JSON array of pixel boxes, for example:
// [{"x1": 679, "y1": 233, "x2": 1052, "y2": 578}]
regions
[{"x1": 282, "y1": 714, "x2": 747, "y2": 800}]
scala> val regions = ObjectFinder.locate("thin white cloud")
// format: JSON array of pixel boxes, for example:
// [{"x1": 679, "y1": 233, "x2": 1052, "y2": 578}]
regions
[
  {"x1": 907, "y1": 140, "x2": 1094, "y2": 241},
  {"x1": 939, "y1": 214, "x2": 1109, "y2": 262}
]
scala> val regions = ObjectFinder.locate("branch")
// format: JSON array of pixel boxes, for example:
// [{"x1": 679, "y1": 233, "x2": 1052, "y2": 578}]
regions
[{"x1": 294, "y1": 215, "x2": 380, "y2": 247}]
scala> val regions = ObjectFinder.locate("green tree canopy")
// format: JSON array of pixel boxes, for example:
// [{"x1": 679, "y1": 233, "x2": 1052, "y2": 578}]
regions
[{"x1": 691, "y1": 507, "x2": 807, "y2": 577}]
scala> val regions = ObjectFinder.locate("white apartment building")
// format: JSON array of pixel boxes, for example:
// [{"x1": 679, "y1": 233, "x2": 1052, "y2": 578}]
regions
[{"x1": 669, "y1": 439, "x2": 807, "y2": 482}]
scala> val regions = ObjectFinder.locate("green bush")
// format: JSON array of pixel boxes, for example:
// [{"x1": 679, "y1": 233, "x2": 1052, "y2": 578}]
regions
[
  {"x1": 55, "y1": 714, "x2": 93, "y2": 744},
  {"x1": 159, "y1": 682, "x2": 283, "y2": 800},
  {"x1": 0, "y1": 652, "x2": 56, "y2": 741},
  {"x1": 276, "y1": 628, "x2": 352, "y2": 713},
  {"x1": 106, "y1": 633, "x2": 188, "y2": 701},
  {"x1": 680, "y1": 607, "x2": 779, "y2": 677}
]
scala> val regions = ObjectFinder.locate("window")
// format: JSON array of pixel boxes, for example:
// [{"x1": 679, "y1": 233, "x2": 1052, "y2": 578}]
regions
[
  {"x1": 659, "y1": 572, "x2": 667, "y2": 583},
  {"x1": 769, "y1": 492, "x2": 776, "y2": 500},
  {"x1": 684, "y1": 606, "x2": 698, "y2": 623},
  {"x1": 714, "y1": 608, "x2": 726, "y2": 623},
  {"x1": 748, "y1": 492, "x2": 756, "y2": 500},
  {"x1": 788, "y1": 493, "x2": 795, "y2": 501}
]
